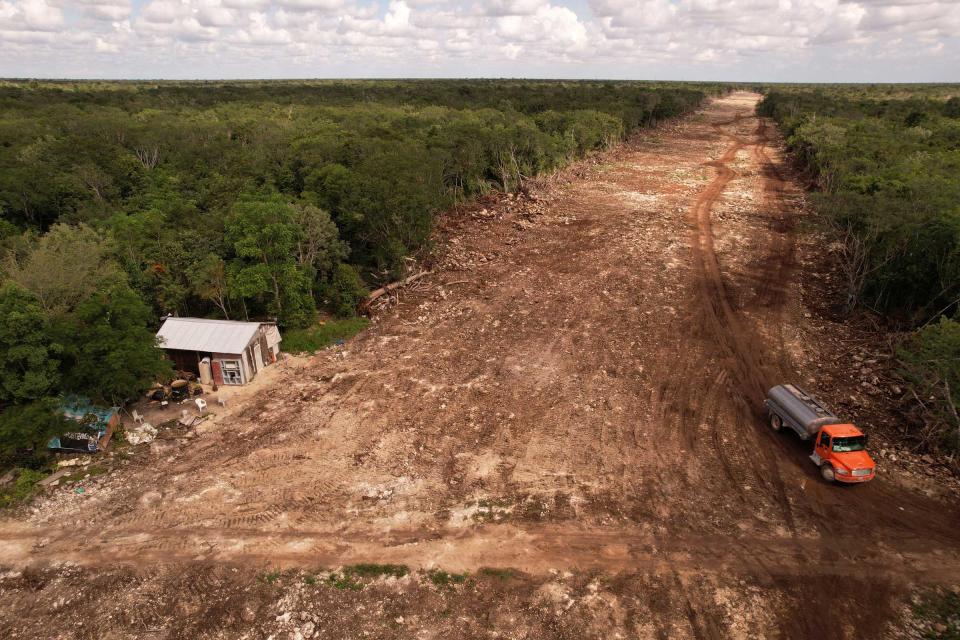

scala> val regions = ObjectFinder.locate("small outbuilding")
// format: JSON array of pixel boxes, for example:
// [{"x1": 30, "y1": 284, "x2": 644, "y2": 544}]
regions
[{"x1": 156, "y1": 317, "x2": 281, "y2": 386}]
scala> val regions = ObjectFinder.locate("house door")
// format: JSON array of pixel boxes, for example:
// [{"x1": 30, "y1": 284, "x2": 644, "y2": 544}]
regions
[
  {"x1": 211, "y1": 360, "x2": 224, "y2": 386},
  {"x1": 254, "y1": 343, "x2": 264, "y2": 371}
]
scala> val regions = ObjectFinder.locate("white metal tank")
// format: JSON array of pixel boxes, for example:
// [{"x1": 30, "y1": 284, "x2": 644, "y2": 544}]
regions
[
  {"x1": 767, "y1": 384, "x2": 839, "y2": 437},
  {"x1": 198, "y1": 357, "x2": 213, "y2": 385}
]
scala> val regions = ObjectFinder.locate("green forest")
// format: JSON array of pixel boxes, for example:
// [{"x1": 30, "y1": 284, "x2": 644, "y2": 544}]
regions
[
  {"x1": 758, "y1": 85, "x2": 960, "y2": 452},
  {"x1": 0, "y1": 79, "x2": 721, "y2": 466}
]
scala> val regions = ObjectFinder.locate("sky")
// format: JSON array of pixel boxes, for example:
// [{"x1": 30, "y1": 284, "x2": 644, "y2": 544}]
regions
[{"x1": 0, "y1": 0, "x2": 958, "y2": 81}]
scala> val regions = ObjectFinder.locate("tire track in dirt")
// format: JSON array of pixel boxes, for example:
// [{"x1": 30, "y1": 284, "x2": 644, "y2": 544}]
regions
[
  {"x1": 685, "y1": 109, "x2": 798, "y2": 532},
  {"x1": 3, "y1": 523, "x2": 957, "y2": 583}
]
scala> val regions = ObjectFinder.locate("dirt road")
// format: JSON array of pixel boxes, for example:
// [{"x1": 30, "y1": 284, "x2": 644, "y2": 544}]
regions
[{"x1": 3, "y1": 93, "x2": 959, "y2": 638}]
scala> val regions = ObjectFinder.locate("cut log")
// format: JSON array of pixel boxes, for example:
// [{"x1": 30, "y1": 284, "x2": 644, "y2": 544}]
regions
[
  {"x1": 37, "y1": 469, "x2": 69, "y2": 487},
  {"x1": 361, "y1": 271, "x2": 432, "y2": 312}
]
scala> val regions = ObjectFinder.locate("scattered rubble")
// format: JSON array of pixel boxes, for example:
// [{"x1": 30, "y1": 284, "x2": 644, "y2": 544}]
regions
[{"x1": 125, "y1": 423, "x2": 158, "y2": 445}]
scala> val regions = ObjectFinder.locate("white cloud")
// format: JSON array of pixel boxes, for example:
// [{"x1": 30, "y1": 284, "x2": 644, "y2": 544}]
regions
[
  {"x1": 0, "y1": 0, "x2": 64, "y2": 31},
  {"x1": 480, "y1": 0, "x2": 544, "y2": 16},
  {"x1": 859, "y1": 1, "x2": 958, "y2": 32},
  {"x1": 95, "y1": 35, "x2": 119, "y2": 51},
  {"x1": 140, "y1": 0, "x2": 190, "y2": 23},
  {"x1": 496, "y1": 4, "x2": 587, "y2": 49},
  {"x1": 71, "y1": 0, "x2": 133, "y2": 21},
  {"x1": 196, "y1": 2, "x2": 236, "y2": 27},
  {"x1": 383, "y1": 0, "x2": 412, "y2": 33},
  {"x1": 276, "y1": 0, "x2": 344, "y2": 11},
  {"x1": 221, "y1": 0, "x2": 268, "y2": 7},
  {"x1": 231, "y1": 11, "x2": 291, "y2": 43},
  {"x1": 0, "y1": 0, "x2": 957, "y2": 79}
]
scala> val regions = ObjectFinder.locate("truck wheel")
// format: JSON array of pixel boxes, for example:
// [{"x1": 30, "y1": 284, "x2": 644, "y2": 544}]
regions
[
  {"x1": 821, "y1": 464, "x2": 836, "y2": 482},
  {"x1": 769, "y1": 414, "x2": 783, "y2": 432}
]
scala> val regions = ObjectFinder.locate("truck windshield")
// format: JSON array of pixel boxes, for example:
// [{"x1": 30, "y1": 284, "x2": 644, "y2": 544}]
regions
[{"x1": 832, "y1": 436, "x2": 866, "y2": 452}]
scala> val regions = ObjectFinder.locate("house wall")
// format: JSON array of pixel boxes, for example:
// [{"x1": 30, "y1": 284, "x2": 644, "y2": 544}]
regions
[
  {"x1": 212, "y1": 352, "x2": 246, "y2": 385},
  {"x1": 265, "y1": 325, "x2": 281, "y2": 359},
  {"x1": 242, "y1": 348, "x2": 254, "y2": 382}
]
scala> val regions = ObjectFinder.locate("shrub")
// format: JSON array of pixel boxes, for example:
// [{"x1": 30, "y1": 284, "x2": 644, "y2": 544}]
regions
[
  {"x1": 321, "y1": 264, "x2": 369, "y2": 318},
  {"x1": 479, "y1": 567, "x2": 515, "y2": 581},
  {"x1": 0, "y1": 468, "x2": 47, "y2": 508},
  {"x1": 428, "y1": 570, "x2": 469, "y2": 587},
  {"x1": 344, "y1": 563, "x2": 409, "y2": 579},
  {"x1": 327, "y1": 572, "x2": 362, "y2": 591},
  {"x1": 898, "y1": 317, "x2": 960, "y2": 453},
  {"x1": 0, "y1": 400, "x2": 72, "y2": 469}
]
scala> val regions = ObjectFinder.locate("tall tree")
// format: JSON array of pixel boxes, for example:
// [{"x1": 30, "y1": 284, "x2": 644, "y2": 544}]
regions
[
  {"x1": 0, "y1": 284, "x2": 60, "y2": 403},
  {"x1": 3, "y1": 223, "x2": 120, "y2": 315},
  {"x1": 226, "y1": 196, "x2": 316, "y2": 327},
  {"x1": 292, "y1": 201, "x2": 347, "y2": 276},
  {"x1": 55, "y1": 283, "x2": 171, "y2": 404},
  {"x1": 190, "y1": 253, "x2": 232, "y2": 319}
]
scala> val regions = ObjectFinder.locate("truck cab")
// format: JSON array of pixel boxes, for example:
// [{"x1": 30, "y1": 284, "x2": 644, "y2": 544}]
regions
[
  {"x1": 764, "y1": 384, "x2": 876, "y2": 484},
  {"x1": 810, "y1": 424, "x2": 876, "y2": 483}
]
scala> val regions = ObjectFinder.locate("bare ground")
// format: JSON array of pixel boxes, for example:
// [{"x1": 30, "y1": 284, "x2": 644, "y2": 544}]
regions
[{"x1": 2, "y1": 93, "x2": 959, "y2": 639}]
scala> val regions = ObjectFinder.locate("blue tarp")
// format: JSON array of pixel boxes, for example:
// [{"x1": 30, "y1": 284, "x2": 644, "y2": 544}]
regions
[{"x1": 48, "y1": 394, "x2": 118, "y2": 452}]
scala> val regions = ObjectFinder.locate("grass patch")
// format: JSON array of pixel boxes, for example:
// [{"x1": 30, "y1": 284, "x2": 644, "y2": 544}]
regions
[
  {"x1": 476, "y1": 497, "x2": 512, "y2": 509},
  {"x1": 0, "y1": 468, "x2": 47, "y2": 508},
  {"x1": 328, "y1": 572, "x2": 363, "y2": 591},
  {"x1": 322, "y1": 563, "x2": 408, "y2": 590},
  {"x1": 913, "y1": 589, "x2": 960, "y2": 639},
  {"x1": 303, "y1": 574, "x2": 317, "y2": 585},
  {"x1": 62, "y1": 464, "x2": 107, "y2": 484},
  {"x1": 259, "y1": 569, "x2": 282, "y2": 584},
  {"x1": 479, "y1": 567, "x2": 515, "y2": 581},
  {"x1": 345, "y1": 563, "x2": 409, "y2": 579},
  {"x1": 111, "y1": 427, "x2": 127, "y2": 445},
  {"x1": 282, "y1": 317, "x2": 369, "y2": 354},
  {"x1": 428, "y1": 570, "x2": 469, "y2": 587},
  {"x1": 470, "y1": 497, "x2": 513, "y2": 523}
]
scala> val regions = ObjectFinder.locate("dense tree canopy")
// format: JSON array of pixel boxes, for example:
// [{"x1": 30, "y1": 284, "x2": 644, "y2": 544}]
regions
[{"x1": 758, "y1": 87, "x2": 960, "y2": 322}]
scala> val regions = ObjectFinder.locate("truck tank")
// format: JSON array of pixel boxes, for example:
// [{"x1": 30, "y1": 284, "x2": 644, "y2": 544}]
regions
[{"x1": 767, "y1": 384, "x2": 839, "y2": 437}]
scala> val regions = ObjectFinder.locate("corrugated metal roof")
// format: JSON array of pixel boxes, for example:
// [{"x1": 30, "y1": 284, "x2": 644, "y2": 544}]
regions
[{"x1": 156, "y1": 317, "x2": 264, "y2": 354}]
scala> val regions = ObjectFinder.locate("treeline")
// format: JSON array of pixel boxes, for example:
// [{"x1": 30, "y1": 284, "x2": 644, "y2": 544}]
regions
[
  {"x1": 0, "y1": 80, "x2": 721, "y2": 466},
  {"x1": 0, "y1": 79, "x2": 714, "y2": 126},
  {"x1": 758, "y1": 87, "x2": 960, "y2": 453}
]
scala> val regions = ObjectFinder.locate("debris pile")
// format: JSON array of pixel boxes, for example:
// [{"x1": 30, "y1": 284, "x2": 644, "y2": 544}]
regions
[{"x1": 125, "y1": 423, "x2": 158, "y2": 445}]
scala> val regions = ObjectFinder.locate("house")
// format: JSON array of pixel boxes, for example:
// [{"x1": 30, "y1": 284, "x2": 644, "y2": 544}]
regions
[
  {"x1": 156, "y1": 317, "x2": 282, "y2": 386},
  {"x1": 48, "y1": 395, "x2": 119, "y2": 452}
]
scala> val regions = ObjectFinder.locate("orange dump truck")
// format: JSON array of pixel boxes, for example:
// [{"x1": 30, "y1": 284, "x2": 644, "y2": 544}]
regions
[{"x1": 764, "y1": 384, "x2": 876, "y2": 483}]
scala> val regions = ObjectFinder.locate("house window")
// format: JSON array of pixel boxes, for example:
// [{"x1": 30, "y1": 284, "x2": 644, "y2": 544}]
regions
[{"x1": 221, "y1": 360, "x2": 243, "y2": 385}]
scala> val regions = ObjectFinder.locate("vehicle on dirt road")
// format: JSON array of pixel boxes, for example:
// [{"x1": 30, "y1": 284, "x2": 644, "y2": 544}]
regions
[{"x1": 764, "y1": 384, "x2": 876, "y2": 483}]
